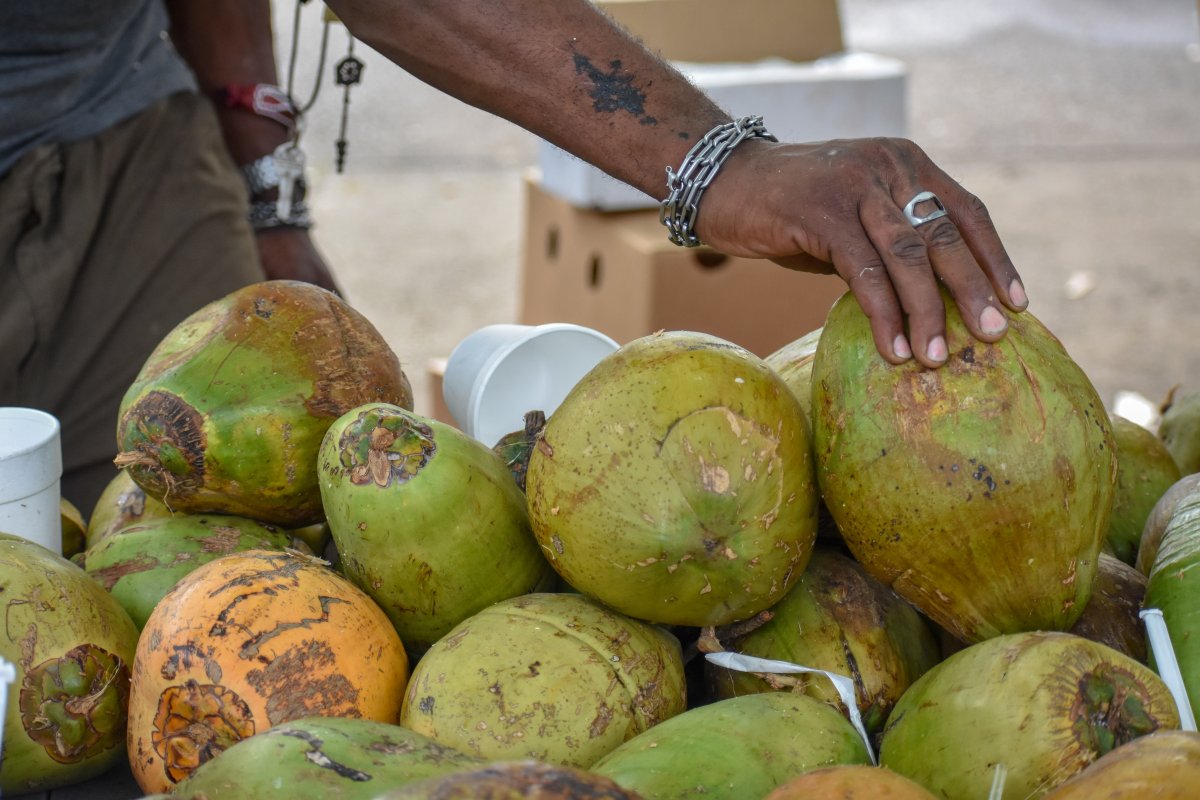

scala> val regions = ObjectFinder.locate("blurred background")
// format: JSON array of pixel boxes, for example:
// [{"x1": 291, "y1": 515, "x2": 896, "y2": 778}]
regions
[{"x1": 278, "y1": 0, "x2": 1200, "y2": 425}]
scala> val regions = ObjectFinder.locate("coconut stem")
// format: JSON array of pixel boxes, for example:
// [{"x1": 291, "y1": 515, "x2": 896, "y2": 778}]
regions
[
  {"x1": 113, "y1": 450, "x2": 158, "y2": 470},
  {"x1": 682, "y1": 610, "x2": 775, "y2": 663}
]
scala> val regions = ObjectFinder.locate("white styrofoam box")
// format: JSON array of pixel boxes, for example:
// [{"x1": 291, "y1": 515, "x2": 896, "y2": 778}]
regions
[{"x1": 537, "y1": 52, "x2": 909, "y2": 211}]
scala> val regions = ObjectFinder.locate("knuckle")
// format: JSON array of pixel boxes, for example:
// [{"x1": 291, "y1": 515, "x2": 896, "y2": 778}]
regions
[
  {"x1": 922, "y1": 219, "x2": 963, "y2": 249},
  {"x1": 844, "y1": 259, "x2": 890, "y2": 294},
  {"x1": 887, "y1": 232, "x2": 929, "y2": 265},
  {"x1": 846, "y1": 137, "x2": 896, "y2": 170},
  {"x1": 957, "y1": 192, "x2": 994, "y2": 229}
]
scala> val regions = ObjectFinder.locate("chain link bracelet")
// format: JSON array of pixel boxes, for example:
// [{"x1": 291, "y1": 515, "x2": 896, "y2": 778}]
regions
[
  {"x1": 659, "y1": 116, "x2": 777, "y2": 248},
  {"x1": 249, "y1": 198, "x2": 313, "y2": 232}
]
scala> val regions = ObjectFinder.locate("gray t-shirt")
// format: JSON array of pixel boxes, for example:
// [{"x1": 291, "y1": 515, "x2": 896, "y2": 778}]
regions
[{"x1": 0, "y1": 0, "x2": 197, "y2": 176}]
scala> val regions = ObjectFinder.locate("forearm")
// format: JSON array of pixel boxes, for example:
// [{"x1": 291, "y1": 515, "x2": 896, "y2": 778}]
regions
[
  {"x1": 165, "y1": 0, "x2": 290, "y2": 165},
  {"x1": 326, "y1": 0, "x2": 731, "y2": 198},
  {"x1": 165, "y1": 0, "x2": 339, "y2": 293}
]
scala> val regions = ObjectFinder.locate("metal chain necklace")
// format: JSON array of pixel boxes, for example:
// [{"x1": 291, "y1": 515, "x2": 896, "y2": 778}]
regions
[{"x1": 285, "y1": 0, "x2": 362, "y2": 174}]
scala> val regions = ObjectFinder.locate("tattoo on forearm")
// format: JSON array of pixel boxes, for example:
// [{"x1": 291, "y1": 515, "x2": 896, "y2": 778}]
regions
[{"x1": 572, "y1": 52, "x2": 657, "y2": 125}]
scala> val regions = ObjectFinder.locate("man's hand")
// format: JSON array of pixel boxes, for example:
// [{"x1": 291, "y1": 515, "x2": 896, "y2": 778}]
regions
[
  {"x1": 696, "y1": 137, "x2": 1028, "y2": 369},
  {"x1": 255, "y1": 229, "x2": 341, "y2": 295}
]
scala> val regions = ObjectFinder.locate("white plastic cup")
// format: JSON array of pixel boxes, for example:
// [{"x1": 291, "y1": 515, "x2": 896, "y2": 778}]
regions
[
  {"x1": 0, "y1": 407, "x2": 63, "y2": 554},
  {"x1": 443, "y1": 323, "x2": 619, "y2": 448}
]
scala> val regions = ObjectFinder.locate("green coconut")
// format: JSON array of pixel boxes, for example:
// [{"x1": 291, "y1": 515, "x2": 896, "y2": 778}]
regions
[
  {"x1": 591, "y1": 691, "x2": 871, "y2": 799},
  {"x1": 1040, "y1": 729, "x2": 1200, "y2": 799},
  {"x1": 764, "y1": 325, "x2": 823, "y2": 432},
  {"x1": 706, "y1": 546, "x2": 941, "y2": 733},
  {"x1": 401, "y1": 593, "x2": 687, "y2": 769},
  {"x1": 1136, "y1": 473, "x2": 1200, "y2": 574},
  {"x1": 879, "y1": 631, "x2": 1180, "y2": 800},
  {"x1": 1144, "y1": 489, "x2": 1200, "y2": 722},
  {"x1": 59, "y1": 496, "x2": 87, "y2": 559},
  {"x1": 80, "y1": 513, "x2": 304, "y2": 629},
  {"x1": 319, "y1": 403, "x2": 556, "y2": 652},
  {"x1": 1106, "y1": 416, "x2": 1182, "y2": 563},
  {"x1": 0, "y1": 533, "x2": 140, "y2": 794},
  {"x1": 1068, "y1": 552, "x2": 1147, "y2": 663},
  {"x1": 114, "y1": 280, "x2": 413, "y2": 528},
  {"x1": 86, "y1": 469, "x2": 174, "y2": 550},
  {"x1": 812, "y1": 291, "x2": 1115, "y2": 643},
  {"x1": 526, "y1": 330, "x2": 819, "y2": 628},
  {"x1": 765, "y1": 328, "x2": 847, "y2": 548},
  {"x1": 172, "y1": 716, "x2": 482, "y2": 799},
  {"x1": 1159, "y1": 388, "x2": 1200, "y2": 475},
  {"x1": 375, "y1": 761, "x2": 644, "y2": 799}
]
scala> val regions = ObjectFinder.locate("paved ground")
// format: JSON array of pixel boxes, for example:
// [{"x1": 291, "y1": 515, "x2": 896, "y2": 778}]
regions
[{"x1": 284, "y1": 0, "x2": 1200, "y2": 427}]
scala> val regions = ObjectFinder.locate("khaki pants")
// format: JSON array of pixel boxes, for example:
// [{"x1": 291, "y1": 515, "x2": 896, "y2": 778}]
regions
[{"x1": 0, "y1": 92, "x2": 265, "y2": 515}]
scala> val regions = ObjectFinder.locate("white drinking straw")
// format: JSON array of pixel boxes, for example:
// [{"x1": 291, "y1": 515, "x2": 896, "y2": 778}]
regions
[{"x1": 1140, "y1": 608, "x2": 1198, "y2": 731}]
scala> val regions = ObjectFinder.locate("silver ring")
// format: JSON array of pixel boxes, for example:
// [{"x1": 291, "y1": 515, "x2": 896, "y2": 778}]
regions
[{"x1": 903, "y1": 190, "x2": 948, "y2": 227}]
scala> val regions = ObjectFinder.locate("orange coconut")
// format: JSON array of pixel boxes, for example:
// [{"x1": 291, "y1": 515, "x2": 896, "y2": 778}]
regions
[{"x1": 126, "y1": 549, "x2": 408, "y2": 794}]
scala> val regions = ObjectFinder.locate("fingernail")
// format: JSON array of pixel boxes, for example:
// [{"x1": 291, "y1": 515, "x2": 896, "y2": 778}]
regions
[
  {"x1": 979, "y1": 305, "x2": 1007, "y2": 336},
  {"x1": 926, "y1": 336, "x2": 948, "y2": 363},
  {"x1": 1009, "y1": 279, "x2": 1028, "y2": 309},
  {"x1": 893, "y1": 334, "x2": 912, "y2": 360}
]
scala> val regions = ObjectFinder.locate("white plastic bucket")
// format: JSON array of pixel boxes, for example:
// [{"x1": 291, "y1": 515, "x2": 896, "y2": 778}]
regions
[
  {"x1": 0, "y1": 407, "x2": 63, "y2": 554},
  {"x1": 443, "y1": 323, "x2": 619, "y2": 448}
]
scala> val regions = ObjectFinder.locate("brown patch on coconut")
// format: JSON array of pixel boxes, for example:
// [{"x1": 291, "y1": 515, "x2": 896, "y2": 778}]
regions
[
  {"x1": 304, "y1": 295, "x2": 413, "y2": 417},
  {"x1": 88, "y1": 554, "x2": 160, "y2": 590},
  {"x1": 114, "y1": 390, "x2": 207, "y2": 502},
  {"x1": 244, "y1": 639, "x2": 362, "y2": 725}
]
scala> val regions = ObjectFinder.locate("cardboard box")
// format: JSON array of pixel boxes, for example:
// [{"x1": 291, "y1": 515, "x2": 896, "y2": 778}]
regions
[
  {"x1": 424, "y1": 357, "x2": 458, "y2": 427},
  {"x1": 538, "y1": 53, "x2": 909, "y2": 210},
  {"x1": 599, "y1": 0, "x2": 843, "y2": 64},
  {"x1": 518, "y1": 175, "x2": 846, "y2": 358}
]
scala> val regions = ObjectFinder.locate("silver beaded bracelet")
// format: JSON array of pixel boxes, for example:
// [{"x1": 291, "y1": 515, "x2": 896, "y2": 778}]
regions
[{"x1": 659, "y1": 115, "x2": 777, "y2": 248}]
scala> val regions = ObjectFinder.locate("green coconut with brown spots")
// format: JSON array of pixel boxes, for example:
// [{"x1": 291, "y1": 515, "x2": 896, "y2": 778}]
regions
[
  {"x1": 85, "y1": 470, "x2": 174, "y2": 551},
  {"x1": 591, "y1": 691, "x2": 871, "y2": 799},
  {"x1": 706, "y1": 546, "x2": 941, "y2": 733},
  {"x1": 0, "y1": 533, "x2": 140, "y2": 795},
  {"x1": 400, "y1": 592, "x2": 687, "y2": 770},
  {"x1": 1159, "y1": 388, "x2": 1200, "y2": 475},
  {"x1": 526, "y1": 330, "x2": 819, "y2": 628},
  {"x1": 115, "y1": 280, "x2": 413, "y2": 528},
  {"x1": 173, "y1": 716, "x2": 483, "y2": 799},
  {"x1": 80, "y1": 513, "x2": 306, "y2": 630},
  {"x1": 319, "y1": 404, "x2": 556, "y2": 653},
  {"x1": 764, "y1": 325, "x2": 824, "y2": 433},
  {"x1": 813, "y1": 291, "x2": 1116, "y2": 643},
  {"x1": 1106, "y1": 416, "x2": 1181, "y2": 564},
  {"x1": 879, "y1": 631, "x2": 1180, "y2": 800}
]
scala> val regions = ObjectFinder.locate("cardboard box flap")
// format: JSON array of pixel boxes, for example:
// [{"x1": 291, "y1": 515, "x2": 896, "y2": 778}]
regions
[{"x1": 598, "y1": 0, "x2": 843, "y2": 64}]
